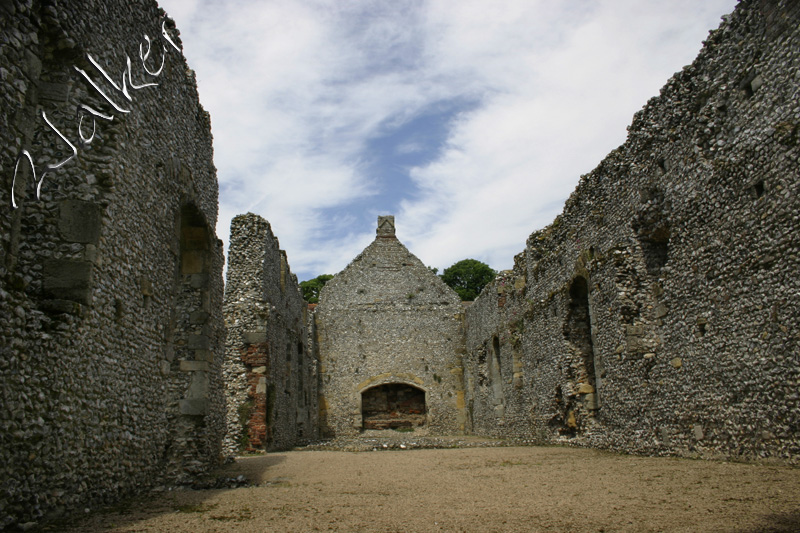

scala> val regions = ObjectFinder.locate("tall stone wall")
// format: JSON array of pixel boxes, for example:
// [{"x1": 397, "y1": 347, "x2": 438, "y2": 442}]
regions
[
  {"x1": 315, "y1": 216, "x2": 468, "y2": 437},
  {"x1": 0, "y1": 0, "x2": 225, "y2": 528},
  {"x1": 465, "y1": 0, "x2": 799, "y2": 461},
  {"x1": 223, "y1": 213, "x2": 318, "y2": 454}
]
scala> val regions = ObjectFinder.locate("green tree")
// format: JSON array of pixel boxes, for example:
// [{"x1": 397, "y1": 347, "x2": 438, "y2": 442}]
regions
[
  {"x1": 441, "y1": 259, "x2": 496, "y2": 301},
  {"x1": 300, "y1": 274, "x2": 333, "y2": 303}
]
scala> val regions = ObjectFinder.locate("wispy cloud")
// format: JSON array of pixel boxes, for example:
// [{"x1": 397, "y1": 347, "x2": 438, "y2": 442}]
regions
[{"x1": 159, "y1": 0, "x2": 737, "y2": 280}]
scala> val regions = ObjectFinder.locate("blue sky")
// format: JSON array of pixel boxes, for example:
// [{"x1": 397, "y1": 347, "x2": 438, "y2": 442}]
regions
[{"x1": 157, "y1": 0, "x2": 738, "y2": 281}]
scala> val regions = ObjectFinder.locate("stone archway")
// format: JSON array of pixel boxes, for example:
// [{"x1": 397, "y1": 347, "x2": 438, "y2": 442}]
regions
[{"x1": 361, "y1": 383, "x2": 427, "y2": 430}]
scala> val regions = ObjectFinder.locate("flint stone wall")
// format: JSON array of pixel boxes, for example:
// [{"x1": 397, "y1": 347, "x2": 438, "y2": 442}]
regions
[
  {"x1": 465, "y1": 0, "x2": 800, "y2": 461},
  {"x1": 315, "y1": 217, "x2": 467, "y2": 437},
  {"x1": 0, "y1": 0, "x2": 225, "y2": 528},
  {"x1": 222, "y1": 213, "x2": 318, "y2": 454}
]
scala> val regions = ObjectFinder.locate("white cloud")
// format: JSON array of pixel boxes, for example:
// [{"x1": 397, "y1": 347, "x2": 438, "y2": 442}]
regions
[
  {"x1": 158, "y1": 0, "x2": 738, "y2": 280},
  {"x1": 394, "y1": 0, "x2": 739, "y2": 272}
]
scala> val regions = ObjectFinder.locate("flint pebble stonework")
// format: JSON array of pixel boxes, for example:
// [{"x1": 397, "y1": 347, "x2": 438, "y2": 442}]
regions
[
  {"x1": 314, "y1": 216, "x2": 468, "y2": 437},
  {"x1": 464, "y1": 0, "x2": 800, "y2": 461},
  {"x1": 0, "y1": 0, "x2": 225, "y2": 529},
  {"x1": 228, "y1": 0, "x2": 799, "y2": 462},
  {"x1": 222, "y1": 214, "x2": 318, "y2": 454},
  {"x1": 1, "y1": 0, "x2": 799, "y2": 529}
]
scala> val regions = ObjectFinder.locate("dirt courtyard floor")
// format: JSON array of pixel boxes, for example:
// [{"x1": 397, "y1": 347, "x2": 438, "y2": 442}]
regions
[{"x1": 57, "y1": 445, "x2": 800, "y2": 532}]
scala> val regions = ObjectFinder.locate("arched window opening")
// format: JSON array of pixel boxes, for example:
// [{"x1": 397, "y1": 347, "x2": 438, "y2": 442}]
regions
[
  {"x1": 297, "y1": 342, "x2": 305, "y2": 407},
  {"x1": 489, "y1": 336, "x2": 505, "y2": 410},
  {"x1": 179, "y1": 204, "x2": 209, "y2": 276},
  {"x1": 632, "y1": 188, "x2": 671, "y2": 277},
  {"x1": 492, "y1": 336, "x2": 501, "y2": 373},
  {"x1": 564, "y1": 277, "x2": 599, "y2": 410},
  {"x1": 171, "y1": 201, "x2": 215, "y2": 426},
  {"x1": 361, "y1": 384, "x2": 426, "y2": 430}
]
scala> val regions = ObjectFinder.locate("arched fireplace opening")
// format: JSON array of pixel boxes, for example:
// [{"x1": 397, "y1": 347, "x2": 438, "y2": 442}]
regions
[{"x1": 361, "y1": 384, "x2": 426, "y2": 430}]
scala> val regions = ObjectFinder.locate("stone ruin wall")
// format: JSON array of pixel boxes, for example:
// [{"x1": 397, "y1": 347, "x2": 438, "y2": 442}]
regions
[
  {"x1": 465, "y1": 0, "x2": 799, "y2": 462},
  {"x1": 315, "y1": 217, "x2": 468, "y2": 437},
  {"x1": 1, "y1": 0, "x2": 796, "y2": 528},
  {"x1": 223, "y1": 213, "x2": 318, "y2": 454},
  {"x1": 0, "y1": 0, "x2": 226, "y2": 528}
]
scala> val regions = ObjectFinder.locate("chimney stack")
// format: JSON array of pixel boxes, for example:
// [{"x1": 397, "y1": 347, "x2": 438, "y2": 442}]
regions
[{"x1": 376, "y1": 215, "x2": 395, "y2": 238}]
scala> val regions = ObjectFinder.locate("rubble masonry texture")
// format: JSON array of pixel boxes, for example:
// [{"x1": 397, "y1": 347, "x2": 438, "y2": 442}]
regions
[
  {"x1": 226, "y1": 0, "x2": 798, "y2": 461},
  {"x1": 464, "y1": 0, "x2": 799, "y2": 461},
  {"x1": 1, "y1": 0, "x2": 225, "y2": 528},
  {"x1": 314, "y1": 216, "x2": 468, "y2": 437},
  {"x1": 222, "y1": 214, "x2": 318, "y2": 454},
  {"x1": 1, "y1": 0, "x2": 799, "y2": 529}
]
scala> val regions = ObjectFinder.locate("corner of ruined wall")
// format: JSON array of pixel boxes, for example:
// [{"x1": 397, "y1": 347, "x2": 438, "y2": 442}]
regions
[
  {"x1": 464, "y1": 257, "x2": 530, "y2": 438},
  {"x1": 464, "y1": 0, "x2": 800, "y2": 461},
  {"x1": 223, "y1": 213, "x2": 318, "y2": 454}
]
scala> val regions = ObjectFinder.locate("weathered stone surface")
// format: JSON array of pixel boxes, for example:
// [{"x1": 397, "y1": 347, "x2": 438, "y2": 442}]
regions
[
  {"x1": 242, "y1": 331, "x2": 266, "y2": 344},
  {"x1": 37, "y1": 81, "x2": 69, "y2": 101},
  {"x1": 58, "y1": 200, "x2": 102, "y2": 243},
  {"x1": 693, "y1": 425, "x2": 705, "y2": 441},
  {"x1": 194, "y1": 349, "x2": 215, "y2": 362},
  {"x1": 180, "y1": 399, "x2": 209, "y2": 416},
  {"x1": 187, "y1": 371, "x2": 210, "y2": 398},
  {"x1": 181, "y1": 250, "x2": 205, "y2": 275},
  {"x1": 3, "y1": 0, "x2": 795, "y2": 529},
  {"x1": 315, "y1": 216, "x2": 466, "y2": 437},
  {"x1": 39, "y1": 299, "x2": 83, "y2": 316},
  {"x1": 139, "y1": 277, "x2": 153, "y2": 296},
  {"x1": 463, "y1": 0, "x2": 800, "y2": 463},
  {"x1": 188, "y1": 334, "x2": 210, "y2": 350},
  {"x1": 0, "y1": 1, "x2": 225, "y2": 529},
  {"x1": 222, "y1": 214, "x2": 317, "y2": 454},
  {"x1": 41, "y1": 259, "x2": 93, "y2": 304},
  {"x1": 180, "y1": 360, "x2": 210, "y2": 372}
]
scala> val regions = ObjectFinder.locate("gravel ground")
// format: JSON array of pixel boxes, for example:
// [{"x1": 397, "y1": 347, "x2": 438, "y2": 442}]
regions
[{"x1": 52, "y1": 438, "x2": 800, "y2": 532}]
